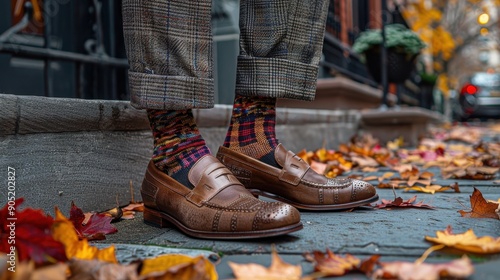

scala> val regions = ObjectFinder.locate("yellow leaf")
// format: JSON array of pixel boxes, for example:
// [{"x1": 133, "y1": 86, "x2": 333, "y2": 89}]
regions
[
  {"x1": 419, "y1": 171, "x2": 434, "y2": 179},
  {"x1": 404, "y1": 185, "x2": 450, "y2": 194},
  {"x1": 140, "y1": 254, "x2": 217, "y2": 280},
  {"x1": 362, "y1": 167, "x2": 378, "y2": 172},
  {"x1": 425, "y1": 226, "x2": 500, "y2": 254},
  {"x1": 229, "y1": 248, "x2": 302, "y2": 280},
  {"x1": 362, "y1": 176, "x2": 378, "y2": 181},
  {"x1": 51, "y1": 207, "x2": 117, "y2": 263}
]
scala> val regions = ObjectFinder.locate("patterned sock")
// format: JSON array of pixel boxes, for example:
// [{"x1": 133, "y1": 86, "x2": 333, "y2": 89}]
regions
[
  {"x1": 223, "y1": 94, "x2": 280, "y2": 167},
  {"x1": 147, "y1": 109, "x2": 210, "y2": 189}
]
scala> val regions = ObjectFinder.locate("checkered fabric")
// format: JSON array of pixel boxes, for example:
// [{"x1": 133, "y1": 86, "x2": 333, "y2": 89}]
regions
[
  {"x1": 122, "y1": 0, "x2": 329, "y2": 109},
  {"x1": 122, "y1": 0, "x2": 214, "y2": 110}
]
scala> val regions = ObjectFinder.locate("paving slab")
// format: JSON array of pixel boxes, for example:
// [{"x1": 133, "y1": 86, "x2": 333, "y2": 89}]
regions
[{"x1": 97, "y1": 182, "x2": 500, "y2": 279}]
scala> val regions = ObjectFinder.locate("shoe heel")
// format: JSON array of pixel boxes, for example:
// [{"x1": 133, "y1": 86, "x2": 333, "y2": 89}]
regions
[{"x1": 143, "y1": 208, "x2": 171, "y2": 228}]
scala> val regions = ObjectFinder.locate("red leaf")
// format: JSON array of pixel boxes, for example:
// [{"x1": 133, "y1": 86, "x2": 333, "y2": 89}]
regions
[
  {"x1": 0, "y1": 198, "x2": 67, "y2": 264},
  {"x1": 374, "y1": 196, "x2": 435, "y2": 209},
  {"x1": 69, "y1": 202, "x2": 117, "y2": 240}
]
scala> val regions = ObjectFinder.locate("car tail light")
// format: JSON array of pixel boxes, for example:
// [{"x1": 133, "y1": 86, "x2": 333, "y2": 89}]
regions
[{"x1": 460, "y1": 83, "x2": 478, "y2": 95}]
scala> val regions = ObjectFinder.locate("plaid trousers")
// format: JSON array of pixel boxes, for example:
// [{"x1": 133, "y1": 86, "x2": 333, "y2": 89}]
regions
[{"x1": 122, "y1": 0, "x2": 329, "y2": 110}]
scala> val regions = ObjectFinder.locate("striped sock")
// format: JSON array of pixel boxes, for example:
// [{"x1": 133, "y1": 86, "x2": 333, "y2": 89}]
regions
[
  {"x1": 223, "y1": 94, "x2": 280, "y2": 167},
  {"x1": 147, "y1": 109, "x2": 210, "y2": 189}
]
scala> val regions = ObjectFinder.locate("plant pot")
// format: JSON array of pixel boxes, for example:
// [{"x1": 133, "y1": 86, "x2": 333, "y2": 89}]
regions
[{"x1": 365, "y1": 47, "x2": 417, "y2": 84}]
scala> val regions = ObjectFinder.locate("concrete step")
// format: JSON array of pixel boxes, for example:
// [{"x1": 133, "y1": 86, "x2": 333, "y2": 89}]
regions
[
  {"x1": 360, "y1": 106, "x2": 446, "y2": 146},
  {"x1": 0, "y1": 94, "x2": 360, "y2": 213}
]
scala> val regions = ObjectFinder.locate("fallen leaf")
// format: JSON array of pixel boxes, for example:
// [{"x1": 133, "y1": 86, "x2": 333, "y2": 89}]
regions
[
  {"x1": 351, "y1": 155, "x2": 379, "y2": 168},
  {"x1": 442, "y1": 166, "x2": 498, "y2": 180},
  {"x1": 52, "y1": 207, "x2": 117, "y2": 263},
  {"x1": 69, "y1": 259, "x2": 139, "y2": 280},
  {"x1": 101, "y1": 206, "x2": 123, "y2": 222},
  {"x1": 0, "y1": 198, "x2": 67, "y2": 264},
  {"x1": 229, "y1": 247, "x2": 303, "y2": 280},
  {"x1": 122, "y1": 203, "x2": 145, "y2": 212},
  {"x1": 425, "y1": 226, "x2": 500, "y2": 254},
  {"x1": 303, "y1": 249, "x2": 360, "y2": 276},
  {"x1": 4, "y1": 260, "x2": 68, "y2": 280},
  {"x1": 69, "y1": 201, "x2": 118, "y2": 240},
  {"x1": 372, "y1": 255, "x2": 473, "y2": 280},
  {"x1": 377, "y1": 182, "x2": 406, "y2": 189},
  {"x1": 310, "y1": 161, "x2": 327, "y2": 175},
  {"x1": 140, "y1": 254, "x2": 217, "y2": 280},
  {"x1": 362, "y1": 176, "x2": 378, "y2": 181},
  {"x1": 404, "y1": 185, "x2": 460, "y2": 194},
  {"x1": 362, "y1": 167, "x2": 379, "y2": 172},
  {"x1": 419, "y1": 171, "x2": 434, "y2": 179},
  {"x1": 374, "y1": 196, "x2": 435, "y2": 209},
  {"x1": 303, "y1": 249, "x2": 379, "y2": 277},
  {"x1": 458, "y1": 188, "x2": 500, "y2": 219}
]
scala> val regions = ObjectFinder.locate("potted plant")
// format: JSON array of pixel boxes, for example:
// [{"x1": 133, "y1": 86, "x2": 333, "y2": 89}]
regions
[{"x1": 352, "y1": 24, "x2": 425, "y2": 83}]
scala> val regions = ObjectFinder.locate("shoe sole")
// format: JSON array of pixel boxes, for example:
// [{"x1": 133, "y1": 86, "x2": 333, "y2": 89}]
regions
[
  {"x1": 143, "y1": 207, "x2": 303, "y2": 239},
  {"x1": 249, "y1": 190, "x2": 380, "y2": 211}
]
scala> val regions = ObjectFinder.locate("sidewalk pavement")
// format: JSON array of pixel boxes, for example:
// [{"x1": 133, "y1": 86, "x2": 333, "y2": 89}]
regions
[
  {"x1": 97, "y1": 128, "x2": 500, "y2": 280},
  {"x1": 1, "y1": 94, "x2": 498, "y2": 279}
]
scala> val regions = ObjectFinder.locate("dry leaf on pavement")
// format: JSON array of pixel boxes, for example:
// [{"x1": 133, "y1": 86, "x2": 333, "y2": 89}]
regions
[
  {"x1": 69, "y1": 201, "x2": 118, "y2": 241},
  {"x1": 52, "y1": 207, "x2": 117, "y2": 263},
  {"x1": 404, "y1": 183, "x2": 461, "y2": 194},
  {"x1": 442, "y1": 166, "x2": 498, "y2": 180},
  {"x1": 139, "y1": 254, "x2": 217, "y2": 280},
  {"x1": 303, "y1": 249, "x2": 379, "y2": 277},
  {"x1": 0, "y1": 198, "x2": 67, "y2": 264},
  {"x1": 372, "y1": 255, "x2": 473, "y2": 280},
  {"x1": 3, "y1": 260, "x2": 68, "y2": 280},
  {"x1": 458, "y1": 188, "x2": 500, "y2": 220},
  {"x1": 69, "y1": 259, "x2": 139, "y2": 280},
  {"x1": 425, "y1": 226, "x2": 500, "y2": 254},
  {"x1": 228, "y1": 247, "x2": 303, "y2": 280},
  {"x1": 374, "y1": 196, "x2": 435, "y2": 210}
]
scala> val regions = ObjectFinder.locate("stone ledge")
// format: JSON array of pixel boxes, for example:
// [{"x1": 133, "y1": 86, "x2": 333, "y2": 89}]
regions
[
  {"x1": 0, "y1": 93, "x2": 361, "y2": 135},
  {"x1": 278, "y1": 77, "x2": 396, "y2": 110},
  {"x1": 360, "y1": 107, "x2": 445, "y2": 146},
  {"x1": 0, "y1": 94, "x2": 149, "y2": 136},
  {"x1": 361, "y1": 106, "x2": 444, "y2": 125},
  {"x1": 0, "y1": 94, "x2": 361, "y2": 212}
]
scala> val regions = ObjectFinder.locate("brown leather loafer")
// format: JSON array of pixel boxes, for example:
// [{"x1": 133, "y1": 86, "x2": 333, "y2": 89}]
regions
[
  {"x1": 217, "y1": 144, "x2": 379, "y2": 210},
  {"x1": 140, "y1": 155, "x2": 302, "y2": 239}
]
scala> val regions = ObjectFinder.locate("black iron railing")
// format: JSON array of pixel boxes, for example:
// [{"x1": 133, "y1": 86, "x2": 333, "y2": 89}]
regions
[{"x1": 0, "y1": 1, "x2": 128, "y2": 99}]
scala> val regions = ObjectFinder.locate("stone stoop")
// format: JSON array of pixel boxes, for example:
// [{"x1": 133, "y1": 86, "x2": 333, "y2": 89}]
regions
[
  {"x1": 0, "y1": 94, "x2": 360, "y2": 213},
  {"x1": 278, "y1": 76, "x2": 397, "y2": 110},
  {"x1": 360, "y1": 107, "x2": 445, "y2": 146}
]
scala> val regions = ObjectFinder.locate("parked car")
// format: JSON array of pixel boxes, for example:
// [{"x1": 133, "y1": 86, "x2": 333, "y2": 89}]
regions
[{"x1": 455, "y1": 72, "x2": 500, "y2": 121}]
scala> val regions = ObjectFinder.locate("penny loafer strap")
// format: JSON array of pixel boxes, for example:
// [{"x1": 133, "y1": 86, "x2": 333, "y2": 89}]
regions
[
  {"x1": 275, "y1": 144, "x2": 309, "y2": 186},
  {"x1": 187, "y1": 155, "x2": 245, "y2": 206}
]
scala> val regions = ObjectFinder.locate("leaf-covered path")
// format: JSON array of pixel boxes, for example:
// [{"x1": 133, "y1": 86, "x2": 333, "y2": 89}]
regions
[{"x1": 96, "y1": 123, "x2": 500, "y2": 279}]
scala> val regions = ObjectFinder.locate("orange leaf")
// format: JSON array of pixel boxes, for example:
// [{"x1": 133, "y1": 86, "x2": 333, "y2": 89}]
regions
[
  {"x1": 362, "y1": 176, "x2": 378, "y2": 181},
  {"x1": 374, "y1": 196, "x2": 434, "y2": 209},
  {"x1": 425, "y1": 226, "x2": 500, "y2": 254},
  {"x1": 229, "y1": 247, "x2": 303, "y2": 280},
  {"x1": 140, "y1": 254, "x2": 217, "y2": 280},
  {"x1": 51, "y1": 207, "x2": 117, "y2": 263},
  {"x1": 404, "y1": 185, "x2": 448, "y2": 194},
  {"x1": 303, "y1": 249, "x2": 379, "y2": 277},
  {"x1": 373, "y1": 255, "x2": 473, "y2": 280},
  {"x1": 458, "y1": 188, "x2": 500, "y2": 219},
  {"x1": 303, "y1": 249, "x2": 360, "y2": 276}
]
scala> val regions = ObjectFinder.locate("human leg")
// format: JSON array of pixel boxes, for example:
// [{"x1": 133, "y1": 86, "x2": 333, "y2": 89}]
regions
[
  {"x1": 122, "y1": 0, "x2": 302, "y2": 238},
  {"x1": 218, "y1": 0, "x2": 379, "y2": 210}
]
